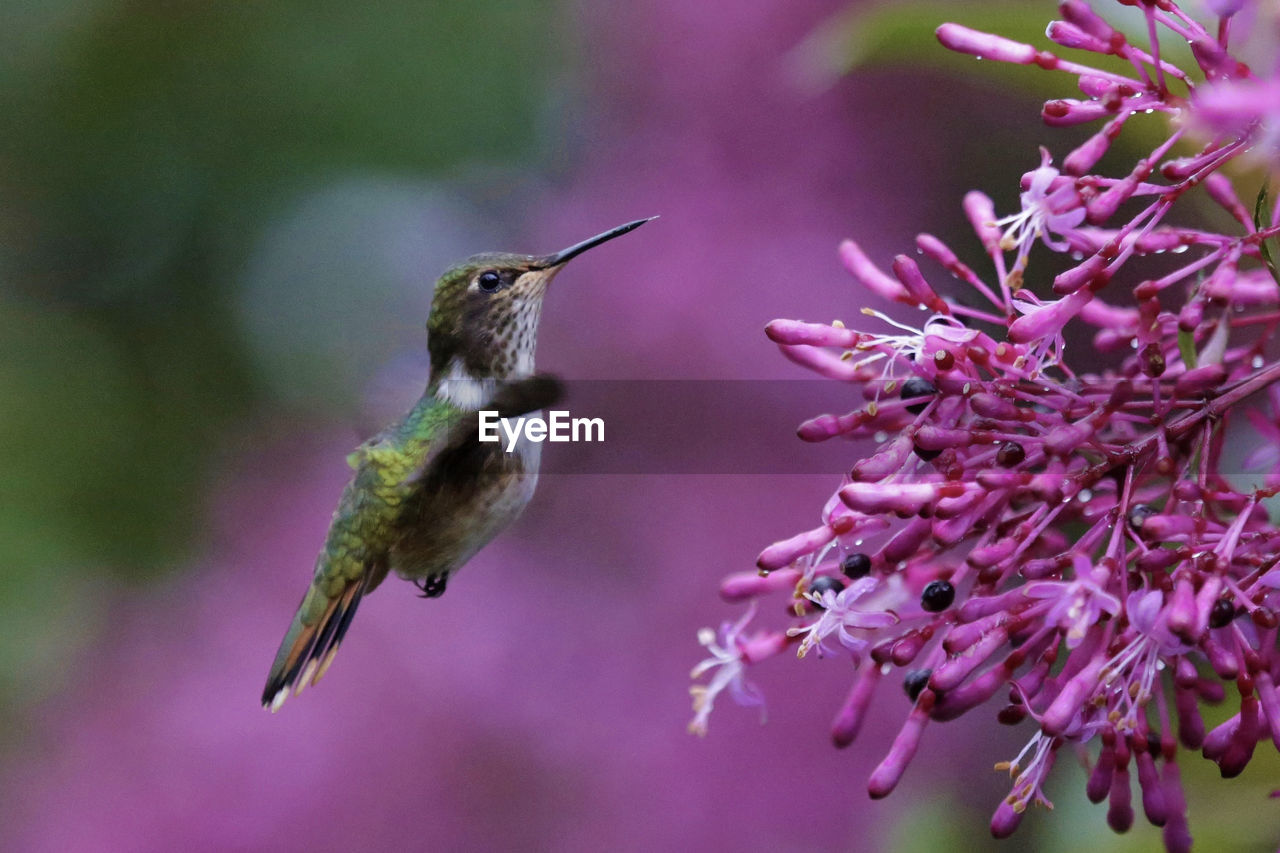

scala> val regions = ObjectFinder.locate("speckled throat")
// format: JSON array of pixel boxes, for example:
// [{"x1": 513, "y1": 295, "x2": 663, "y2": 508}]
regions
[
  {"x1": 425, "y1": 255, "x2": 555, "y2": 387},
  {"x1": 480, "y1": 282, "x2": 546, "y2": 379}
]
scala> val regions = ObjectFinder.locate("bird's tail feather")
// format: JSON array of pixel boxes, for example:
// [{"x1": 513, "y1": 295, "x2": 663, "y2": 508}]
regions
[{"x1": 261, "y1": 569, "x2": 369, "y2": 712}]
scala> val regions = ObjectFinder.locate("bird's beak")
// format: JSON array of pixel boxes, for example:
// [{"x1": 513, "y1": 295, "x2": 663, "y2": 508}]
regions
[{"x1": 534, "y1": 217, "x2": 657, "y2": 270}]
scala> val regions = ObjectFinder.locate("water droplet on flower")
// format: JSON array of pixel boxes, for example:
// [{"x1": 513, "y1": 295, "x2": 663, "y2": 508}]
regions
[
  {"x1": 1077, "y1": 488, "x2": 1092, "y2": 502},
  {"x1": 1253, "y1": 355, "x2": 1265, "y2": 369},
  {"x1": 874, "y1": 431, "x2": 888, "y2": 443},
  {"x1": 1071, "y1": 252, "x2": 1083, "y2": 261},
  {"x1": 1171, "y1": 245, "x2": 1188, "y2": 254}
]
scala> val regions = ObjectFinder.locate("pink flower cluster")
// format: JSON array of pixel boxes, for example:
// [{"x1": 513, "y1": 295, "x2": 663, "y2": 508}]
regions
[{"x1": 692, "y1": 2, "x2": 1280, "y2": 849}]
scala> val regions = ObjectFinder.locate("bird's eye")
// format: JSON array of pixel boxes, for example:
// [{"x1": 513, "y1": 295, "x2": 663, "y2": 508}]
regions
[{"x1": 477, "y1": 270, "x2": 502, "y2": 292}]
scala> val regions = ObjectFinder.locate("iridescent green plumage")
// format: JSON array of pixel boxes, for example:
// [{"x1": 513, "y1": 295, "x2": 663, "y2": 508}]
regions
[
  {"x1": 262, "y1": 396, "x2": 464, "y2": 707},
  {"x1": 262, "y1": 218, "x2": 653, "y2": 711}
]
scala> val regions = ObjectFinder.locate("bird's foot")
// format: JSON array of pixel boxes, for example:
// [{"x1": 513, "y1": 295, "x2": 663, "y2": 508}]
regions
[{"x1": 416, "y1": 572, "x2": 449, "y2": 598}]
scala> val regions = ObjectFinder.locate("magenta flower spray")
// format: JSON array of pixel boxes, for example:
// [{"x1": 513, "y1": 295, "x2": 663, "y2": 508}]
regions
[{"x1": 692, "y1": 2, "x2": 1280, "y2": 849}]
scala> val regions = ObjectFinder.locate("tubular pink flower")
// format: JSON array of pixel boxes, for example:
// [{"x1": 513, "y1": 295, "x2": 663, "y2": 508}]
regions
[
  {"x1": 831, "y1": 665, "x2": 882, "y2": 747},
  {"x1": 868, "y1": 701, "x2": 932, "y2": 799},
  {"x1": 787, "y1": 576, "x2": 900, "y2": 659},
  {"x1": 1008, "y1": 287, "x2": 1092, "y2": 344},
  {"x1": 764, "y1": 318, "x2": 860, "y2": 348},
  {"x1": 1022, "y1": 558, "x2": 1120, "y2": 648},
  {"x1": 839, "y1": 239, "x2": 909, "y2": 304},
  {"x1": 935, "y1": 24, "x2": 1038, "y2": 64},
  {"x1": 688, "y1": 605, "x2": 768, "y2": 736},
  {"x1": 1193, "y1": 79, "x2": 1280, "y2": 169},
  {"x1": 994, "y1": 150, "x2": 1087, "y2": 282},
  {"x1": 755, "y1": 522, "x2": 841, "y2": 572},
  {"x1": 693, "y1": 2, "x2": 1280, "y2": 849}
]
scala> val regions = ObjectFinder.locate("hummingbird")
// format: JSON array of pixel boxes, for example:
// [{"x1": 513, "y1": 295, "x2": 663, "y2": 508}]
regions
[{"x1": 261, "y1": 217, "x2": 654, "y2": 711}]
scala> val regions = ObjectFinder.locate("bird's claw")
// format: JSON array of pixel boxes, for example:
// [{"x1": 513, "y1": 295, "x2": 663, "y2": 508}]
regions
[{"x1": 416, "y1": 572, "x2": 449, "y2": 598}]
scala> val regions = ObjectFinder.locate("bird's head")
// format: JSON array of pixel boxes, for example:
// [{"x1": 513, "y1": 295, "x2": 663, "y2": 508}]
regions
[{"x1": 426, "y1": 217, "x2": 653, "y2": 389}]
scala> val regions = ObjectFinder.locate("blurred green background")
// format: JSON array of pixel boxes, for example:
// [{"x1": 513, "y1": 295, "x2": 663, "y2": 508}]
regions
[{"x1": 0, "y1": 0, "x2": 565, "y2": 712}]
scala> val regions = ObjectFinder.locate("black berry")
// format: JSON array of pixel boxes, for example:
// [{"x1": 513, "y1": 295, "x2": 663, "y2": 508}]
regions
[
  {"x1": 921, "y1": 579, "x2": 955, "y2": 612},
  {"x1": 808, "y1": 575, "x2": 845, "y2": 606},
  {"x1": 1209, "y1": 598, "x2": 1236, "y2": 629},
  {"x1": 900, "y1": 377, "x2": 937, "y2": 414},
  {"x1": 996, "y1": 441, "x2": 1025, "y2": 467},
  {"x1": 903, "y1": 669, "x2": 932, "y2": 701},
  {"x1": 841, "y1": 552, "x2": 872, "y2": 579}
]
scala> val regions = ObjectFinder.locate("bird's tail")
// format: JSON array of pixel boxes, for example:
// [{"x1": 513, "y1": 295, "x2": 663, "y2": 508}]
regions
[{"x1": 261, "y1": 569, "x2": 370, "y2": 712}]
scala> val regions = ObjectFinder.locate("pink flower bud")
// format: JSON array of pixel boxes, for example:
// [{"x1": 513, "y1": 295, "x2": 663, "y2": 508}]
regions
[
  {"x1": 840, "y1": 482, "x2": 941, "y2": 515},
  {"x1": 831, "y1": 666, "x2": 882, "y2": 748},
  {"x1": 1256, "y1": 672, "x2": 1280, "y2": 752},
  {"x1": 1043, "y1": 655, "x2": 1104, "y2": 735},
  {"x1": 756, "y1": 524, "x2": 835, "y2": 571},
  {"x1": 1165, "y1": 578, "x2": 1199, "y2": 639},
  {"x1": 868, "y1": 702, "x2": 931, "y2": 798},
  {"x1": 1043, "y1": 98, "x2": 1114, "y2": 127},
  {"x1": 1046, "y1": 20, "x2": 1109, "y2": 52},
  {"x1": 931, "y1": 627, "x2": 1007, "y2": 691},
  {"x1": 892, "y1": 254, "x2": 947, "y2": 312},
  {"x1": 1063, "y1": 115, "x2": 1124, "y2": 174},
  {"x1": 1175, "y1": 686, "x2": 1205, "y2": 749},
  {"x1": 1108, "y1": 757, "x2": 1134, "y2": 832},
  {"x1": 990, "y1": 799, "x2": 1023, "y2": 839},
  {"x1": 851, "y1": 435, "x2": 913, "y2": 481},
  {"x1": 840, "y1": 239, "x2": 908, "y2": 304},
  {"x1": 779, "y1": 344, "x2": 861, "y2": 381},
  {"x1": 936, "y1": 23, "x2": 1037, "y2": 63},
  {"x1": 764, "y1": 319, "x2": 860, "y2": 347},
  {"x1": 1173, "y1": 364, "x2": 1226, "y2": 396},
  {"x1": 1087, "y1": 732, "x2": 1116, "y2": 802},
  {"x1": 963, "y1": 191, "x2": 1002, "y2": 252},
  {"x1": 882, "y1": 517, "x2": 932, "y2": 563},
  {"x1": 1053, "y1": 252, "x2": 1109, "y2": 294},
  {"x1": 797, "y1": 411, "x2": 861, "y2": 442},
  {"x1": 1060, "y1": 0, "x2": 1119, "y2": 40},
  {"x1": 1135, "y1": 748, "x2": 1168, "y2": 826}
]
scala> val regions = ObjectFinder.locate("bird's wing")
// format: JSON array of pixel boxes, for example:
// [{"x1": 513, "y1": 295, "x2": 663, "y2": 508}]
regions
[
  {"x1": 394, "y1": 372, "x2": 564, "y2": 507},
  {"x1": 261, "y1": 405, "x2": 462, "y2": 711},
  {"x1": 261, "y1": 375, "x2": 562, "y2": 711}
]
